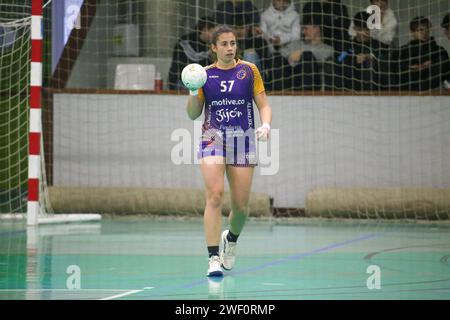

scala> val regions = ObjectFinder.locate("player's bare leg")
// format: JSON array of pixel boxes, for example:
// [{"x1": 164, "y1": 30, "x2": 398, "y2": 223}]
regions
[
  {"x1": 200, "y1": 156, "x2": 226, "y2": 276},
  {"x1": 220, "y1": 165, "x2": 254, "y2": 270}
]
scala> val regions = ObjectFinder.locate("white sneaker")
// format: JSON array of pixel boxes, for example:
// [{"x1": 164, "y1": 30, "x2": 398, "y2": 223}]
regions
[
  {"x1": 207, "y1": 255, "x2": 223, "y2": 277},
  {"x1": 220, "y1": 230, "x2": 237, "y2": 271}
]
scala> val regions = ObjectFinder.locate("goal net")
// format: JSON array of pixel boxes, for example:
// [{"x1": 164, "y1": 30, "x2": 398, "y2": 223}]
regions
[
  {"x1": 2, "y1": 0, "x2": 450, "y2": 221},
  {"x1": 0, "y1": 0, "x2": 100, "y2": 225}
]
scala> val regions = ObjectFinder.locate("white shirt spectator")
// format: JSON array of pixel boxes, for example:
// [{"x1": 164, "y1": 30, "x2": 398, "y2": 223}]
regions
[
  {"x1": 260, "y1": 1, "x2": 301, "y2": 53},
  {"x1": 348, "y1": 8, "x2": 397, "y2": 45}
]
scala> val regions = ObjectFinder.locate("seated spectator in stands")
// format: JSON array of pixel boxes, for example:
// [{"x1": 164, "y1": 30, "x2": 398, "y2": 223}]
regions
[
  {"x1": 258, "y1": 0, "x2": 301, "y2": 55},
  {"x1": 337, "y1": 11, "x2": 390, "y2": 91},
  {"x1": 214, "y1": 0, "x2": 260, "y2": 28},
  {"x1": 279, "y1": 14, "x2": 334, "y2": 90},
  {"x1": 442, "y1": 13, "x2": 450, "y2": 87},
  {"x1": 168, "y1": 17, "x2": 216, "y2": 90},
  {"x1": 399, "y1": 16, "x2": 450, "y2": 91},
  {"x1": 234, "y1": 15, "x2": 271, "y2": 77},
  {"x1": 443, "y1": 13, "x2": 450, "y2": 40},
  {"x1": 302, "y1": 0, "x2": 351, "y2": 52},
  {"x1": 348, "y1": 0, "x2": 397, "y2": 47}
]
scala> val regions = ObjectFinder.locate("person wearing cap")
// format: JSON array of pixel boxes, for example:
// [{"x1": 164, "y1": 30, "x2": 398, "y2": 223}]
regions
[
  {"x1": 348, "y1": 0, "x2": 398, "y2": 47},
  {"x1": 336, "y1": 11, "x2": 390, "y2": 91}
]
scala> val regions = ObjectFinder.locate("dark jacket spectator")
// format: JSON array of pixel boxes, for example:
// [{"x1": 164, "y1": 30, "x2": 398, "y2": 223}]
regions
[
  {"x1": 398, "y1": 16, "x2": 449, "y2": 91},
  {"x1": 443, "y1": 13, "x2": 450, "y2": 40},
  {"x1": 302, "y1": 0, "x2": 351, "y2": 52},
  {"x1": 336, "y1": 12, "x2": 390, "y2": 91},
  {"x1": 442, "y1": 13, "x2": 450, "y2": 87},
  {"x1": 168, "y1": 17, "x2": 216, "y2": 90}
]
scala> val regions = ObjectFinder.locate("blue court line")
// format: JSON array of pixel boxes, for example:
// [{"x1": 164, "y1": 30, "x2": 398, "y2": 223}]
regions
[
  {"x1": 0, "y1": 230, "x2": 26, "y2": 238},
  {"x1": 143, "y1": 232, "x2": 383, "y2": 298}
]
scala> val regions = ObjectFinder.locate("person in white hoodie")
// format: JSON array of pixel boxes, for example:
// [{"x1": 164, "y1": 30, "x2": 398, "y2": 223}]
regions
[
  {"x1": 258, "y1": 0, "x2": 301, "y2": 54},
  {"x1": 348, "y1": 0, "x2": 397, "y2": 47}
]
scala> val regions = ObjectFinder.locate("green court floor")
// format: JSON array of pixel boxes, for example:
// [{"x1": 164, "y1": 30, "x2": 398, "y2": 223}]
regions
[{"x1": 1, "y1": 216, "x2": 449, "y2": 300}]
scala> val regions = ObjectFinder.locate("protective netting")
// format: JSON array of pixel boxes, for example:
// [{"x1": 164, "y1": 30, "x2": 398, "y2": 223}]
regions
[
  {"x1": 2, "y1": 0, "x2": 450, "y2": 219},
  {"x1": 0, "y1": 1, "x2": 31, "y2": 213}
]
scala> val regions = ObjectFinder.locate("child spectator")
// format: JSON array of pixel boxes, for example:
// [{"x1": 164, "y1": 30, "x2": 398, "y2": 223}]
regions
[{"x1": 259, "y1": 0, "x2": 301, "y2": 54}]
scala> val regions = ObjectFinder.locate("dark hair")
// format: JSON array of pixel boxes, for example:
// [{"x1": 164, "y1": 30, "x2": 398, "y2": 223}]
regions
[
  {"x1": 302, "y1": 14, "x2": 322, "y2": 27},
  {"x1": 442, "y1": 13, "x2": 450, "y2": 29},
  {"x1": 211, "y1": 25, "x2": 236, "y2": 45},
  {"x1": 353, "y1": 11, "x2": 371, "y2": 30},
  {"x1": 197, "y1": 16, "x2": 216, "y2": 31},
  {"x1": 410, "y1": 16, "x2": 431, "y2": 31},
  {"x1": 209, "y1": 25, "x2": 238, "y2": 62}
]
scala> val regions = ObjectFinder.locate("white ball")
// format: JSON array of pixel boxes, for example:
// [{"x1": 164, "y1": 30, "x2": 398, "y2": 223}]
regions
[{"x1": 181, "y1": 63, "x2": 207, "y2": 91}]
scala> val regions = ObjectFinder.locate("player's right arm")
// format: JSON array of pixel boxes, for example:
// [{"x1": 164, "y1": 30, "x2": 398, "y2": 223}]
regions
[{"x1": 186, "y1": 89, "x2": 205, "y2": 120}]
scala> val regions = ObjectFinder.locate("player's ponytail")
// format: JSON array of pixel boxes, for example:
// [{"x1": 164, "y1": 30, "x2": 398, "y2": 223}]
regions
[{"x1": 209, "y1": 25, "x2": 241, "y2": 62}]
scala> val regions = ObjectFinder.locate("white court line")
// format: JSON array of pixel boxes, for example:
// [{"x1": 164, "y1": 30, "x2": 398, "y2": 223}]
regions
[
  {"x1": 0, "y1": 289, "x2": 137, "y2": 292},
  {"x1": 99, "y1": 287, "x2": 154, "y2": 300}
]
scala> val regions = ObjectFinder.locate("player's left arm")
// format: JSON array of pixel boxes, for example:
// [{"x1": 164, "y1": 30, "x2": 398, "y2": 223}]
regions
[
  {"x1": 254, "y1": 92, "x2": 272, "y2": 141},
  {"x1": 250, "y1": 63, "x2": 272, "y2": 141}
]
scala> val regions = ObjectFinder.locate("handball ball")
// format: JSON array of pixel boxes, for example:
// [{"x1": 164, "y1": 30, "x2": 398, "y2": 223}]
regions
[{"x1": 181, "y1": 63, "x2": 207, "y2": 91}]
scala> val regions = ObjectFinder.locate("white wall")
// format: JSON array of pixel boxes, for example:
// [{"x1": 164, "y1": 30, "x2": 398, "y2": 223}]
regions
[{"x1": 53, "y1": 94, "x2": 450, "y2": 208}]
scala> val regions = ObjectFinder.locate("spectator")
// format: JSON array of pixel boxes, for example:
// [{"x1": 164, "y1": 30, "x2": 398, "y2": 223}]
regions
[
  {"x1": 279, "y1": 14, "x2": 334, "y2": 90},
  {"x1": 348, "y1": 0, "x2": 398, "y2": 47},
  {"x1": 302, "y1": 0, "x2": 351, "y2": 52},
  {"x1": 214, "y1": 0, "x2": 260, "y2": 28},
  {"x1": 233, "y1": 15, "x2": 271, "y2": 77},
  {"x1": 337, "y1": 11, "x2": 390, "y2": 91},
  {"x1": 441, "y1": 13, "x2": 450, "y2": 87},
  {"x1": 168, "y1": 16, "x2": 216, "y2": 90},
  {"x1": 399, "y1": 16, "x2": 450, "y2": 91},
  {"x1": 259, "y1": 0, "x2": 301, "y2": 55},
  {"x1": 443, "y1": 13, "x2": 450, "y2": 40}
]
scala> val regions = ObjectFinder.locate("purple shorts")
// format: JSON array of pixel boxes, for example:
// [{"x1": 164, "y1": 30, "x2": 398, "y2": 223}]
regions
[{"x1": 197, "y1": 128, "x2": 257, "y2": 167}]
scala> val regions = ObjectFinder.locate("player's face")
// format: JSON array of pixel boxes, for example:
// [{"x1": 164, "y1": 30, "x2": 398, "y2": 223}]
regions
[{"x1": 212, "y1": 32, "x2": 237, "y2": 64}]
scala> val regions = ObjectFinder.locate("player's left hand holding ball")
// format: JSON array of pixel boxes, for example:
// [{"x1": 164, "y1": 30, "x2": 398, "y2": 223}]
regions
[
  {"x1": 181, "y1": 63, "x2": 207, "y2": 96},
  {"x1": 256, "y1": 123, "x2": 270, "y2": 141}
]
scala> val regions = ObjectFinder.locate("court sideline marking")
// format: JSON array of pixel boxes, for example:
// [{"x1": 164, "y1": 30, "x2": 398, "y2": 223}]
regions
[
  {"x1": 135, "y1": 232, "x2": 384, "y2": 299},
  {"x1": 99, "y1": 287, "x2": 154, "y2": 300}
]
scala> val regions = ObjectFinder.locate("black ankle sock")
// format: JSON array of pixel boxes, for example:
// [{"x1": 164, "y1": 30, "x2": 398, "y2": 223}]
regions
[
  {"x1": 208, "y1": 246, "x2": 219, "y2": 258},
  {"x1": 227, "y1": 230, "x2": 239, "y2": 242}
]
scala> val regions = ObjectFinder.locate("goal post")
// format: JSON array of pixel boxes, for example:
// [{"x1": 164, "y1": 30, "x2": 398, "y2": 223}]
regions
[{"x1": 27, "y1": 0, "x2": 43, "y2": 226}]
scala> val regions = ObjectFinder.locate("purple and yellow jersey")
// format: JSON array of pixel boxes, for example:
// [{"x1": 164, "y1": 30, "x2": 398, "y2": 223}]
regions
[{"x1": 196, "y1": 60, "x2": 265, "y2": 166}]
